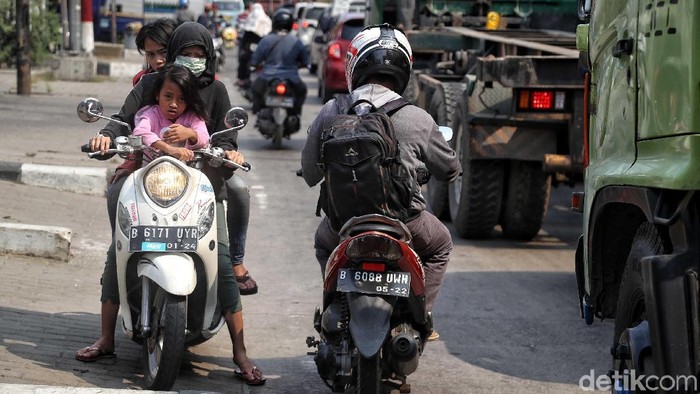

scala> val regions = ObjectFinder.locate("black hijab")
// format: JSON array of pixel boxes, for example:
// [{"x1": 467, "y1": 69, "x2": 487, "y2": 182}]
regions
[{"x1": 166, "y1": 22, "x2": 217, "y2": 89}]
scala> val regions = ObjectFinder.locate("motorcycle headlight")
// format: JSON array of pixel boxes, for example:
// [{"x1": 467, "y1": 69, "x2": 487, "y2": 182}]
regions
[
  {"x1": 117, "y1": 202, "x2": 132, "y2": 236},
  {"x1": 197, "y1": 202, "x2": 215, "y2": 239},
  {"x1": 143, "y1": 161, "x2": 189, "y2": 208}
]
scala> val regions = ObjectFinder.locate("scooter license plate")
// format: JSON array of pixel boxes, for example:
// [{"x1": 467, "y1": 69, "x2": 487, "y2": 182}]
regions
[
  {"x1": 129, "y1": 226, "x2": 198, "y2": 252},
  {"x1": 265, "y1": 96, "x2": 294, "y2": 108},
  {"x1": 337, "y1": 269, "x2": 410, "y2": 298}
]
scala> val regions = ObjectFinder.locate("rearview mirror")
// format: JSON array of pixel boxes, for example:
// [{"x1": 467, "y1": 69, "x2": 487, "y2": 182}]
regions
[
  {"x1": 577, "y1": 0, "x2": 591, "y2": 22},
  {"x1": 225, "y1": 107, "x2": 248, "y2": 129},
  {"x1": 438, "y1": 126, "x2": 453, "y2": 142},
  {"x1": 77, "y1": 98, "x2": 104, "y2": 123}
]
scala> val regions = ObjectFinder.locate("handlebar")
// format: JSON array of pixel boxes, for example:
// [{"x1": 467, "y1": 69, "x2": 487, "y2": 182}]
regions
[{"x1": 81, "y1": 140, "x2": 252, "y2": 172}]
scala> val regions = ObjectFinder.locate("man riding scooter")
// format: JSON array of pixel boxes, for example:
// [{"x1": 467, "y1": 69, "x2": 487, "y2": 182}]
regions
[{"x1": 249, "y1": 8, "x2": 308, "y2": 125}]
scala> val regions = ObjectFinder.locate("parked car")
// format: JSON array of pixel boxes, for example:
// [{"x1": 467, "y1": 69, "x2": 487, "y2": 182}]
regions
[
  {"x1": 317, "y1": 12, "x2": 364, "y2": 103},
  {"x1": 293, "y1": 2, "x2": 329, "y2": 52},
  {"x1": 309, "y1": 1, "x2": 364, "y2": 74}
]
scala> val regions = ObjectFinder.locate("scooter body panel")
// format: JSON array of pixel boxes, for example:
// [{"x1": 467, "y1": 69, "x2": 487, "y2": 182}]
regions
[
  {"x1": 114, "y1": 156, "x2": 220, "y2": 337},
  {"x1": 137, "y1": 252, "x2": 197, "y2": 296}
]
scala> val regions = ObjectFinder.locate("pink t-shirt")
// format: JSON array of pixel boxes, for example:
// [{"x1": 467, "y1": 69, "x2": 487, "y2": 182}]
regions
[{"x1": 133, "y1": 105, "x2": 209, "y2": 150}]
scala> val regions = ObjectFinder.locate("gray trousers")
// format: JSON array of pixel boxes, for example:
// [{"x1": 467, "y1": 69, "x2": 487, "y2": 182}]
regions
[{"x1": 314, "y1": 210, "x2": 452, "y2": 313}]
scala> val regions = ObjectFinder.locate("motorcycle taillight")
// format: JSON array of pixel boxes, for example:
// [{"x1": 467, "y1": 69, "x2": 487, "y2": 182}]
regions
[
  {"x1": 345, "y1": 233, "x2": 403, "y2": 262},
  {"x1": 275, "y1": 83, "x2": 287, "y2": 95}
]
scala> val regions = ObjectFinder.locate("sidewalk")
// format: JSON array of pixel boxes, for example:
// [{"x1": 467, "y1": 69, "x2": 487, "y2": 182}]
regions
[{"x1": 0, "y1": 50, "x2": 141, "y2": 260}]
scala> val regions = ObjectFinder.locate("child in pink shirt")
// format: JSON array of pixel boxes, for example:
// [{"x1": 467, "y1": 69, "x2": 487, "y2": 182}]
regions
[{"x1": 133, "y1": 64, "x2": 210, "y2": 163}]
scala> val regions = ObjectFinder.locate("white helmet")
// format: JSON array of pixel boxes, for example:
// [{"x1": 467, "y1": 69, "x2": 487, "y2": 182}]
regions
[{"x1": 345, "y1": 24, "x2": 413, "y2": 94}]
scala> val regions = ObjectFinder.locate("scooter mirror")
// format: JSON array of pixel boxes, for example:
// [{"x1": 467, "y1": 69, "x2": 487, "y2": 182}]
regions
[
  {"x1": 77, "y1": 98, "x2": 104, "y2": 123},
  {"x1": 224, "y1": 107, "x2": 248, "y2": 130},
  {"x1": 438, "y1": 126, "x2": 453, "y2": 142}
]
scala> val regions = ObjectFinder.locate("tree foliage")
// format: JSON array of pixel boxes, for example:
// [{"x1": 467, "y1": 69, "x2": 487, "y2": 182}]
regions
[{"x1": 0, "y1": 0, "x2": 61, "y2": 67}]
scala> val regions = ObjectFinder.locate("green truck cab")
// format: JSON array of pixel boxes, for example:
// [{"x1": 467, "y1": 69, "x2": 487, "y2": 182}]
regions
[{"x1": 576, "y1": 0, "x2": 700, "y2": 384}]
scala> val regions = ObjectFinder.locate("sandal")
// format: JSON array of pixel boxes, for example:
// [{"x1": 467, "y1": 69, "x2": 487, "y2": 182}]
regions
[
  {"x1": 233, "y1": 366, "x2": 266, "y2": 386},
  {"x1": 236, "y1": 271, "x2": 258, "y2": 295},
  {"x1": 75, "y1": 346, "x2": 116, "y2": 362}
]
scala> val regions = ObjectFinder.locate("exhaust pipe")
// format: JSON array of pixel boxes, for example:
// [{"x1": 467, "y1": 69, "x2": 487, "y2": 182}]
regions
[{"x1": 388, "y1": 333, "x2": 420, "y2": 375}]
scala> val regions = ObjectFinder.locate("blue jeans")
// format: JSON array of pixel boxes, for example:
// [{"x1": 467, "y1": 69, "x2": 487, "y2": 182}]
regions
[{"x1": 225, "y1": 173, "x2": 250, "y2": 266}]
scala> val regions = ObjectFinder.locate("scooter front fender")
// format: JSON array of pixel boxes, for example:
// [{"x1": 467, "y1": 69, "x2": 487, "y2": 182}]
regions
[
  {"x1": 137, "y1": 252, "x2": 197, "y2": 296},
  {"x1": 347, "y1": 292, "x2": 397, "y2": 358}
]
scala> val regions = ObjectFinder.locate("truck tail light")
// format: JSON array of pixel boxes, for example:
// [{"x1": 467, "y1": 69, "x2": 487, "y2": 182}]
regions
[{"x1": 517, "y1": 90, "x2": 567, "y2": 111}]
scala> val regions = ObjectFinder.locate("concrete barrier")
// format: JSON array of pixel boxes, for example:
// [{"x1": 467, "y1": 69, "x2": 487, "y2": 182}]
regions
[
  {"x1": 21, "y1": 164, "x2": 109, "y2": 196},
  {"x1": 0, "y1": 223, "x2": 71, "y2": 261}
]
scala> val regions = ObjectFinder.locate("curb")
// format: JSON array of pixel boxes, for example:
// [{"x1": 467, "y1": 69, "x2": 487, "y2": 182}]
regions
[
  {"x1": 0, "y1": 161, "x2": 111, "y2": 261},
  {"x1": 0, "y1": 223, "x2": 71, "y2": 261},
  {"x1": 0, "y1": 161, "x2": 109, "y2": 196},
  {"x1": 0, "y1": 384, "x2": 177, "y2": 393}
]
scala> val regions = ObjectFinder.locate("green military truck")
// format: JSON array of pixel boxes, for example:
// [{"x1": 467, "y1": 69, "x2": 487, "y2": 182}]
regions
[
  {"x1": 366, "y1": 0, "x2": 585, "y2": 240},
  {"x1": 575, "y1": 0, "x2": 700, "y2": 389}
]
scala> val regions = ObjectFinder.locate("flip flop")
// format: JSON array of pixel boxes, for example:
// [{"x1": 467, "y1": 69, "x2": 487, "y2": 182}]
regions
[
  {"x1": 233, "y1": 366, "x2": 267, "y2": 386},
  {"x1": 236, "y1": 271, "x2": 258, "y2": 295},
  {"x1": 75, "y1": 346, "x2": 116, "y2": 362}
]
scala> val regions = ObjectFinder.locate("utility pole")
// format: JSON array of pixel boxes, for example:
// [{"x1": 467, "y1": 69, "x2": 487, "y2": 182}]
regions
[
  {"x1": 82, "y1": 0, "x2": 94, "y2": 52},
  {"x1": 16, "y1": 0, "x2": 31, "y2": 95}
]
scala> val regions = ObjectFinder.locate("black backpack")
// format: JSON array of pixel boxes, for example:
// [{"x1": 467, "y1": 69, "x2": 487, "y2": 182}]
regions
[{"x1": 317, "y1": 95, "x2": 415, "y2": 231}]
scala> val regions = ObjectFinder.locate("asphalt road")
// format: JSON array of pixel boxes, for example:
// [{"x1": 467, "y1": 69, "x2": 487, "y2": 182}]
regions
[{"x1": 0, "y1": 52, "x2": 613, "y2": 393}]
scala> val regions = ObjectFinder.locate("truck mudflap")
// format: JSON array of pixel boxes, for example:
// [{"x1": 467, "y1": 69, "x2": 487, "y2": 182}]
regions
[
  {"x1": 467, "y1": 115, "x2": 565, "y2": 161},
  {"x1": 642, "y1": 250, "x2": 700, "y2": 378}
]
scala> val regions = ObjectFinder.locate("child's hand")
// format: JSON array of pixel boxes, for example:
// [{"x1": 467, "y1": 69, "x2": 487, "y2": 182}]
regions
[
  {"x1": 163, "y1": 145, "x2": 194, "y2": 162},
  {"x1": 163, "y1": 124, "x2": 197, "y2": 144}
]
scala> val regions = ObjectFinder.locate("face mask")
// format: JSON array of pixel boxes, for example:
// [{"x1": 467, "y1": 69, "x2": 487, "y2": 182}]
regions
[{"x1": 174, "y1": 55, "x2": 207, "y2": 77}]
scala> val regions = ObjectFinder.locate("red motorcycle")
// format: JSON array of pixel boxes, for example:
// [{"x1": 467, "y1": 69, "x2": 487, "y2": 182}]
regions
[{"x1": 306, "y1": 214, "x2": 432, "y2": 393}]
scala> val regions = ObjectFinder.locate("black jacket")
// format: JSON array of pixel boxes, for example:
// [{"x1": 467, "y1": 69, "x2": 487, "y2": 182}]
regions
[{"x1": 100, "y1": 22, "x2": 237, "y2": 200}]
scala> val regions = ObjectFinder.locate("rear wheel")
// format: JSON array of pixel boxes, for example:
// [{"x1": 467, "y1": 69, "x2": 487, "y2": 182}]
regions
[
  {"x1": 448, "y1": 94, "x2": 504, "y2": 238},
  {"x1": 356, "y1": 354, "x2": 381, "y2": 394},
  {"x1": 500, "y1": 160, "x2": 551, "y2": 240},
  {"x1": 272, "y1": 125, "x2": 283, "y2": 149},
  {"x1": 425, "y1": 82, "x2": 465, "y2": 220},
  {"x1": 611, "y1": 223, "x2": 661, "y2": 392},
  {"x1": 142, "y1": 286, "x2": 186, "y2": 391}
]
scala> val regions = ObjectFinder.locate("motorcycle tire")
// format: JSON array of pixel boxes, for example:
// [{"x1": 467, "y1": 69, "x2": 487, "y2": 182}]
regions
[
  {"x1": 356, "y1": 354, "x2": 382, "y2": 394},
  {"x1": 142, "y1": 286, "x2": 186, "y2": 390}
]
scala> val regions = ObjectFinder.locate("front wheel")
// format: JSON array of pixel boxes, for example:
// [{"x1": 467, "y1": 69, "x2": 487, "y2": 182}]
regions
[
  {"x1": 611, "y1": 223, "x2": 662, "y2": 393},
  {"x1": 356, "y1": 354, "x2": 381, "y2": 394},
  {"x1": 142, "y1": 286, "x2": 186, "y2": 390}
]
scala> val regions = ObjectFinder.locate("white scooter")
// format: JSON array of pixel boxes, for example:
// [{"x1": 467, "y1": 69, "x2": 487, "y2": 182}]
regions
[{"x1": 77, "y1": 98, "x2": 250, "y2": 390}]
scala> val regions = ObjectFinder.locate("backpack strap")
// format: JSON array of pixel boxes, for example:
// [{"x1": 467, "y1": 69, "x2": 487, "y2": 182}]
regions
[{"x1": 377, "y1": 97, "x2": 411, "y2": 116}]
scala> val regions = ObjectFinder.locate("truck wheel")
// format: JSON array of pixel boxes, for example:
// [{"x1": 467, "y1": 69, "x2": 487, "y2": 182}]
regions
[
  {"x1": 612, "y1": 223, "x2": 662, "y2": 389},
  {"x1": 500, "y1": 160, "x2": 551, "y2": 240},
  {"x1": 448, "y1": 95, "x2": 504, "y2": 238},
  {"x1": 426, "y1": 82, "x2": 465, "y2": 220}
]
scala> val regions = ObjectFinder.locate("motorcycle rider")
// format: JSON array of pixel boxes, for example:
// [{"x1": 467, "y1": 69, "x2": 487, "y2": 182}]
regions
[
  {"x1": 132, "y1": 18, "x2": 177, "y2": 86},
  {"x1": 301, "y1": 24, "x2": 461, "y2": 341},
  {"x1": 76, "y1": 22, "x2": 265, "y2": 385},
  {"x1": 236, "y1": 2, "x2": 271, "y2": 88},
  {"x1": 249, "y1": 8, "x2": 308, "y2": 120}
]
